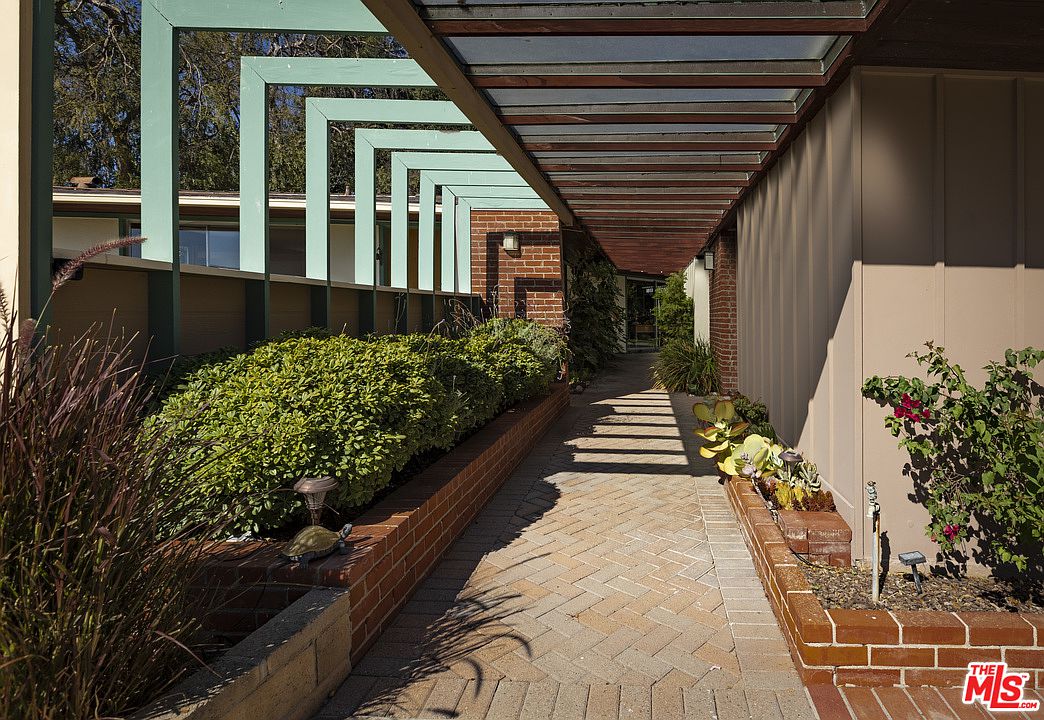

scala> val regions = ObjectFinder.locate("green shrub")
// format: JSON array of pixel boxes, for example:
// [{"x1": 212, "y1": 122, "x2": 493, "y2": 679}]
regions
[
  {"x1": 652, "y1": 271, "x2": 694, "y2": 341},
  {"x1": 149, "y1": 320, "x2": 561, "y2": 534},
  {"x1": 565, "y1": 247, "x2": 624, "y2": 383},
  {"x1": 376, "y1": 334, "x2": 503, "y2": 434},
  {"x1": 652, "y1": 336, "x2": 718, "y2": 394},
  {"x1": 733, "y1": 395, "x2": 778, "y2": 442}
]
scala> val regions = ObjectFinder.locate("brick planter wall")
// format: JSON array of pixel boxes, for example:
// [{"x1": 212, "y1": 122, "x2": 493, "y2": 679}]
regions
[
  {"x1": 199, "y1": 383, "x2": 569, "y2": 664},
  {"x1": 778, "y1": 510, "x2": 852, "y2": 567},
  {"x1": 469, "y1": 209, "x2": 565, "y2": 327},
  {"x1": 709, "y1": 231, "x2": 738, "y2": 393},
  {"x1": 725, "y1": 477, "x2": 1044, "y2": 688}
]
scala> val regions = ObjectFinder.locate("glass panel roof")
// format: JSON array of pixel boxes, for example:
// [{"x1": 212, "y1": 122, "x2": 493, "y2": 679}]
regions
[
  {"x1": 487, "y1": 88, "x2": 802, "y2": 106},
  {"x1": 447, "y1": 35, "x2": 838, "y2": 64},
  {"x1": 514, "y1": 123, "x2": 780, "y2": 136}
]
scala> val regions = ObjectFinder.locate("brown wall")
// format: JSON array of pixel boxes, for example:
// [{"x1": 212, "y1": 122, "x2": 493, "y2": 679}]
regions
[
  {"x1": 469, "y1": 209, "x2": 565, "y2": 326},
  {"x1": 736, "y1": 68, "x2": 1044, "y2": 568}
]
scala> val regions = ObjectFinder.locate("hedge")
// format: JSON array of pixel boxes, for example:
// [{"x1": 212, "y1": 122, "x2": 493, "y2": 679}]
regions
[{"x1": 146, "y1": 319, "x2": 565, "y2": 534}]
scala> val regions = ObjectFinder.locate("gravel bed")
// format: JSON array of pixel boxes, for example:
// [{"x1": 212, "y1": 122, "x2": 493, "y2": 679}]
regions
[{"x1": 802, "y1": 562, "x2": 1044, "y2": 613}]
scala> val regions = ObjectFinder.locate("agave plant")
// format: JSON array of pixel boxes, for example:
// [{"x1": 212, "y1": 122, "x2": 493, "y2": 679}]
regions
[{"x1": 693, "y1": 399, "x2": 749, "y2": 471}]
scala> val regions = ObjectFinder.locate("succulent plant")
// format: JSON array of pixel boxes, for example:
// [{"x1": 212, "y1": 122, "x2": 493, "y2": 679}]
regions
[
  {"x1": 722, "y1": 433, "x2": 783, "y2": 479},
  {"x1": 693, "y1": 399, "x2": 750, "y2": 471}
]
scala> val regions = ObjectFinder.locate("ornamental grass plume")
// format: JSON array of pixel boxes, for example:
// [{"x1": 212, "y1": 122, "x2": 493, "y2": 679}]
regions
[{"x1": 0, "y1": 248, "x2": 228, "y2": 719}]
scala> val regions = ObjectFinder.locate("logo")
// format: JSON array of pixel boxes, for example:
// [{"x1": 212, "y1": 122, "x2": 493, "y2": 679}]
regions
[{"x1": 962, "y1": 662, "x2": 1040, "y2": 712}]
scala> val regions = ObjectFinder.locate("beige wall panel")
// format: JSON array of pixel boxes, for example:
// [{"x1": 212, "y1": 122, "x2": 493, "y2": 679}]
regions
[
  {"x1": 808, "y1": 110, "x2": 833, "y2": 478},
  {"x1": 826, "y1": 79, "x2": 859, "y2": 534},
  {"x1": 1025, "y1": 80, "x2": 1044, "y2": 269},
  {"x1": 49, "y1": 267, "x2": 150, "y2": 360},
  {"x1": 856, "y1": 69, "x2": 1042, "y2": 570},
  {"x1": 944, "y1": 267, "x2": 1017, "y2": 382},
  {"x1": 330, "y1": 287, "x2": 359, "y2": 337},
  {"x1": 736, "y1": 77, "x2": 860, "y2": 538},
  {"x1": 860, "y1": 73, "x2": 935, "y2": 266},
  {"x1": 330, "y1": 223, "x2": 355, "y2": 283},
  {"x1": 53, "y1": 217, "x2": 121, "y2": 254},
  {"x1": 407, "y1": 292, "x2": 424, "y2": 333},
  {"x1": 374, "y1": 292, "x2": 396, "y2": 335},
  {"x1": 180, "y1": 274, "x2": 245, "y2": 355},
  {"x1": 1024, "y1": 268, "x2": 1044, "y2": 348},
  {"x1": 944, "y1": 77, "x2": 1017, "y2": 268},
  {"x1": 269, "y1": 282, "x2": 311, "y2": 337}
]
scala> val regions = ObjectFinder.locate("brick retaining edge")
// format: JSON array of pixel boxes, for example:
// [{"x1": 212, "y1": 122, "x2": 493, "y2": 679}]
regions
[
  {"x1": 725, "y1": 477, "x2": 1044, "y2": 688},
  {"x1": 198, "y1": 382, "x2": 570, "y2": 665}
]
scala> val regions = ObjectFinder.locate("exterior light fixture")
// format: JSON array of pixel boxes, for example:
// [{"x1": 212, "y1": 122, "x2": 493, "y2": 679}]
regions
[
  {"x1": 502, "y1": 230, "x2": 520, "y2": 253},
  {"x1": 704, "y1": 251, "x2": 715, "y2": 271},
  {"x1": 293, "y1": 476, "x2": 338, "y2": 526}
]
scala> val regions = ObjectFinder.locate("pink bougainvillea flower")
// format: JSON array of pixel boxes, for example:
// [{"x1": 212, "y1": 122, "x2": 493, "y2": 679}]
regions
[
  {"x1": 901, "y1": 393, "x2": 913, "y2": 408},
  {"x1": 921, "y1": 409, "x2": 931, "y2": 420},
  {"x1": 943, "y1": 524, "x2": 959, "y2": 542},
  {"x1": 893, "y1": 407, "x2": 904, "y2": 418}
]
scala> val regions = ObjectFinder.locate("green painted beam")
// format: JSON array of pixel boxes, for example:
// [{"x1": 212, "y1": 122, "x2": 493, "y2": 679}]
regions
[
  {"x1": 415, "y1": 169, "x2": 532, "y2": 293},
  {"x1": 139, "y1": 0, "x2": 386, "y2": 354},
  {"x1": 357, "y1": 129, "x2": 493, "y2": 290},
  {"x1": 240, "y1": 58, "x2": 436, "y2": 276},
  {"x1": 149, "y1": 0, "x2": 384, "y2": 33},
  {"x1": 389, "y1": 150, "x2": 512, "y2": 291},
  {"x1": 303, "y1": 97, "x2": 472, "y2": 286}
]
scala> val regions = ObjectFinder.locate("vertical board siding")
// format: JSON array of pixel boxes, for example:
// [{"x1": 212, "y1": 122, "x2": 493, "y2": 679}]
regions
[{"x1": 738, "y1": 68, "x2": 1044, "y2": 565}]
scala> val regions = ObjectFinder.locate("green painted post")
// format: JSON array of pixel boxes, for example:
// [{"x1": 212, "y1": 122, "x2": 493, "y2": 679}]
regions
[
  {"x1": 29, "y1": 0, "x2": 54, "y2": 322},
  {"x1": 389, "y1": 150, "x2": 512, "y2": 291},
  {"x1": 412, "y1": 169, "x2": 534, "y2": 294},
  {"x1": 139, "y1": 0, "x2": 386, "y2": 354},
  {"x1": 355, "y1": 129, "x2": 494, "y2": 290}
]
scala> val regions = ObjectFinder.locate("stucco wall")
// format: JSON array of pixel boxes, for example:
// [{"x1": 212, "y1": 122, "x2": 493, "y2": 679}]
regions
[
  {"x1": 736, "y1": 68, "x2": 1044, "y2": 567},
  {"x1": 684, "y1": 256, "x2": 710, "y2": 341}
]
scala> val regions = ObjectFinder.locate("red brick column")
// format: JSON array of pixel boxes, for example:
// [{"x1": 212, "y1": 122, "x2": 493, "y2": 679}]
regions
[
  {"x1": 469, "y1": 210, "x2": 565, "y2": 327},
  {"x1": 709, "y1": 230, "x2": 738, "y2": 393}
]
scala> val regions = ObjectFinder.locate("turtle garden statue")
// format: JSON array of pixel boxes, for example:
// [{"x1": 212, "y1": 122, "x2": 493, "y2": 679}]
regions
[
  {"x1": 279, "y1": 475, "x2": 353, "y2": 567},
  {"x1": 281, "y1": 522, "x2": 353, "y2": 567}
]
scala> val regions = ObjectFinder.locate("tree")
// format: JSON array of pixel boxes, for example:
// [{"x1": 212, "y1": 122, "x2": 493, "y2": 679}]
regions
[
  {"x1": 53, "y1": 1, "x2": 448, "y2": 193},
  {"x1": 653, "y1": 271, "x2": 694, "y2": 341}
]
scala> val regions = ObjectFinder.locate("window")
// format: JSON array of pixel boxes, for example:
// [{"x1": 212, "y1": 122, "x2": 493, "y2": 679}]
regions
[{"x1": 123, "y1": 222, "x2": 240, "y2": 270}]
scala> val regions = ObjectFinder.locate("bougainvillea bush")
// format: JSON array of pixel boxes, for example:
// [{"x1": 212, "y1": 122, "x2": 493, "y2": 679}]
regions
[{"x1": 862, "y1": 343, "x2": 1044, "y2": 575}]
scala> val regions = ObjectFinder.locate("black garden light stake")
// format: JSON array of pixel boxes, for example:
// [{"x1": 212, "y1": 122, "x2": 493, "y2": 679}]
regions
[{"x1": 899, "y1": 551, "x2": 928, "y2": 593}]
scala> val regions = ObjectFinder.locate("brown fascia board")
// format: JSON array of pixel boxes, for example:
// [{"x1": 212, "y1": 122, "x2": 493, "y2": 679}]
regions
[{"x1": 358, "y1": 0, "x2": 575, "y2": 227}]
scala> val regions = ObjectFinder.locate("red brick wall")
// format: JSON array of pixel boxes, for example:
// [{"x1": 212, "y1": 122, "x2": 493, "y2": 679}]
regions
[
  {"x1": 709, "y1": 231, "x2": 738, "y2": 393},
  {"x1": 199, "y1": 384, "x2": 570, "y2": 663},
  {"x1": 470, "y1": 210, "x2": 565, "y2": 327}
]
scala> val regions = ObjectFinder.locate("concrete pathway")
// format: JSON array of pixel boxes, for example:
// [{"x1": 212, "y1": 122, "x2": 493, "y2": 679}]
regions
[{"x1": 315, "y1": 353, "x2": 817, "y2": 719}]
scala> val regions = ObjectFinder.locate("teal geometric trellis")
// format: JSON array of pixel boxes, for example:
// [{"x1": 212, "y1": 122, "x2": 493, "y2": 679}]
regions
[
  {"x1": 354, "y1": 130, "x2": 495, "y2": 290},
  {"x1": 139, "y1": 0, "x2": 385, "y2": 356},
  {"x1": 388, "y1": 152, "x2": 515, "y2": 291},
  {"x1": 237, "y1": 57, "x2": 436, "y2": 341},
  {"x1": 239, "y1": 57, "x2": 436, "y2": 275},
  {"x1": 414, "y1": 169, "x2": 536, "y2": 294},
  {"x1": 303, "y1": 98, "x2": 474, "y2": 285}
]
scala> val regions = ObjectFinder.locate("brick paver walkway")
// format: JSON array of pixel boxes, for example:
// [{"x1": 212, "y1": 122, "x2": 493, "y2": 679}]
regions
[{"x1": 315, "y1": 354, "x2": 817, "y2": 719}]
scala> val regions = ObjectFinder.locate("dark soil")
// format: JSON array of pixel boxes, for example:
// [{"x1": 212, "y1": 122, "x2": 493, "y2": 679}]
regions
[{"x1": 802, "y1": 562, "x2": 1044, "y2": 613}]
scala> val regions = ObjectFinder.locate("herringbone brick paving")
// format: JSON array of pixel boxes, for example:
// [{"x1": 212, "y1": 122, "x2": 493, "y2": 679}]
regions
[{"x1": 314, "y1": 354, "x2": 817, "y2": 719}]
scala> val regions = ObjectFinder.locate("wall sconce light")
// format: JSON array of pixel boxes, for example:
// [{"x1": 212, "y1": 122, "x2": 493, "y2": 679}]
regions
[
  {"x1": 502, "y1": 230, "x2": 520, "y2": 253},
  {"x1": 704, "y1": 251, "x2": 715, "y2": 271}
]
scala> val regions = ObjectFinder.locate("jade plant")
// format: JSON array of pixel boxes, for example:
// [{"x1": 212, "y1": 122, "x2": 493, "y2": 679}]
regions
[{"x1": 693, "y1": 399, "x2": 749, "y2": 471}]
